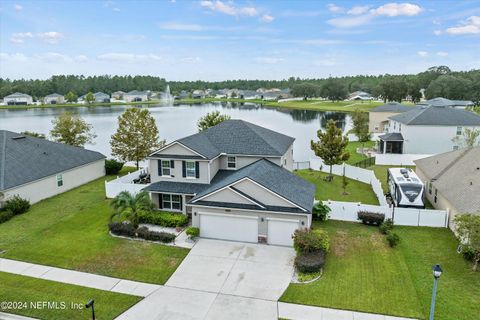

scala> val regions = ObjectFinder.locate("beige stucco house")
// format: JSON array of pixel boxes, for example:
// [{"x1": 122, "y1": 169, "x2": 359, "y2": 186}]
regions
[
  {"x1": 0, "y1": 130, "x2": 106, "y2": 206},
  {"x1": 414, "y1": 147, "x2": 480, "y2": 228},
  {"x1": 369, "y1": 102, "x2": 412, "y2": 133},
  {"x1": 145, "y1": 119, "x2": 314, "y2": 246}
]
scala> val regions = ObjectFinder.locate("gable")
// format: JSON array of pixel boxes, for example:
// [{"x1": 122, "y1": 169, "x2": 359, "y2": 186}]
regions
[
  {"x1": 154, "y1": 142, "x2": 203, "y2": 157},
  {"x1": 200, "y1": 187, "x2": 256, "y2": 205},
  {"x1": 232, "y1": 179, "x2": 296, "y2": 208}
]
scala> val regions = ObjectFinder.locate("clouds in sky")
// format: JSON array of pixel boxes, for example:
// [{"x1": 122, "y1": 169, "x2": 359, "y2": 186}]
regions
[
  {"x1": 200, "y1": 0, "x2": 257, "y2": 17},
  {"x1": 417, "y1": 51, "x2": 449, "y2": 57},
  {"x1": 328, "y1": 2, "x2": 423, "y2": 28},
  {"x1": 10, "y1": 31, "x2": 63, "y2": 44},
  {"x1": 14, "y1": 4, "x2": 22, "y2": 11},
  {"x1": 446, "y1": 16, "x2": 480, "y2": 34},
  {"x1": 10, "y1": 32, "x2": 33, "y2": 44}
]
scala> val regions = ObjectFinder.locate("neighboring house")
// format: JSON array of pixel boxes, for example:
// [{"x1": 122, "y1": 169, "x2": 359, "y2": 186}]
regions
[
  {"x1": 44, "y1": 93, "x2": 65, "y2": 104},
  {"x1": 0, "y1": 130, "x2": 106, "y2": 206},
  {"x1": 192, "y1": 90, "x2": 206, "y2": 99},
  {"x1": 240, "y1": 90, "x2": 260, "y2": 100},
  {"x1": 414, "y1": 147, "x2": 480, "y2": 227},
  {"x1": 418, "y1": 97, "x2": 474, "y2": 109},
  {"x1": 112, "y1": 91, "x2": 125, "y2": 100},
  {"x1": 124, "y1": 90, "x2": 148, "y2": 102},
  {"x1": 78, "y1": 92, "x2": 111, "y2": 103},
  {"x1": 379, "y1": 105, "x2": 480, "y2": 154},
  {"x1": 348, "y1": 91, "x2": 373, "y2": 101},
  {"x1": 175, "y1": 90, "x2": 189, "y2": 100},
  {"x1": 262, "y1": 92, "x2": 282, "y2": 101},
  {"x1": 145, "y1": 119, "x2": 315, "y2": 246},
  {"x1": 369, "y1": 102, "x2": 412, "y2": 133},
  {"x1": 3, "y1": 92, "x2": 33, "y2": 105}
]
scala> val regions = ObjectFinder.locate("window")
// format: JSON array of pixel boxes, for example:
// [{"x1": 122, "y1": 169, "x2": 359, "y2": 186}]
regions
[
  {"x1": 428, "y1": 181, "x2": 432, "y2": 195},
  {"x1": 399, "y1": 124, "x2": 402, "y2": 132},
  {"x1": 56, "y1": 174, "x2": 63, "y2": 187},
  {"x1": 434, "y1": 188, "x2": 438, "y2": 203},
  {"x1": 161, "y1": 160, "x2": 171, "y2": 176},
  {"x1": 453, "y1": 145, "x2": 459, "y2": 150},
  {"x1": 456, "y1": 126, "x2": 462, "y2": 136},
  {"x1": 227, "y1": 156, "x2": 236, "y2": 169},
  {"x1": 162, "y1": 194, "x2": 181, "y2": 210},
  {"x1": 186, "y1": 161, "x2": 196, "y2": 178}
]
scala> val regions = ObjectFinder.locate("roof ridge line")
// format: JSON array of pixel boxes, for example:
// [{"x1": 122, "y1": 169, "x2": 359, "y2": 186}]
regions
[
  {"x1": 433, "y1": 148, "x2": 472, "y2": 181},
  {"x1": 0, "y1": 131, "x2": 6, "y2": 190},
  {"x1": 243, "y1": 121, "x2": 286, "y2": 154}
]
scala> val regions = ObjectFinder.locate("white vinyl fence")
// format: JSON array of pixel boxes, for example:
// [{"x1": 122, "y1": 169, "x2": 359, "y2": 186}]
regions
[
  {"x1": 323, "y1": 200, "x2": 449, "y2": 228},
  {"x1": 295, "y1": 159, "x2": 388, "y2": 206},
  {"x1": 375, "y1": 153, "x2": 433, "y2": 166},
  {"x1": 105, "y1": 168, "x2": 150, "y2": 198}
]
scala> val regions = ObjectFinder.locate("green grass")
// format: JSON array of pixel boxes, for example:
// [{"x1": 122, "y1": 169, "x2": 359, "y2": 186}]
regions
[
  {"x1": 294, "y1": 170, "x2": 379, "y2": 205},
  {"x1": 0, "y1": 272, "x2": 141, "y2": 320},
  {"x1": 345, "y1": 141, "x2": 376, "y2": 165},
  {"x1": 0, "y1": 168, "x2": 189, "y2": 284},
  {"x1": 280, "y1": 221, "x2": 480, "y2": 320}
]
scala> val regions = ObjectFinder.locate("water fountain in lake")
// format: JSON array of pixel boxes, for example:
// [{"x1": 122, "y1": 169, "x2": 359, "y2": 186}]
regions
[{"x1": 160, "y1": 84, "x2": 174, "y2": 104}]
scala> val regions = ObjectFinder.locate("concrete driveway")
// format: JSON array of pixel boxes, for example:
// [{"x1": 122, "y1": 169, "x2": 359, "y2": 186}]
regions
[
  {"x1": 166, "y1": 238, "x2": 295, "y2": 300},
  {"x1": 116, "y1": 239, "x2": 295, "y2": 320}
]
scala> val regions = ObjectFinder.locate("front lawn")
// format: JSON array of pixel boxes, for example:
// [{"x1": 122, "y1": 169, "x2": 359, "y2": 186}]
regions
[
  {"x1": 281, "y1": 221, "x2": 480, "y2": 320},
  {"x1": 0, "y1": 168, "x2": 189, "y2": 284},
  {"x1": 295, "y1": 170, "x2": 379, "y2": 205},
  {"x1": 0, "y1": 272, "x2": 141, "y2": 320}
]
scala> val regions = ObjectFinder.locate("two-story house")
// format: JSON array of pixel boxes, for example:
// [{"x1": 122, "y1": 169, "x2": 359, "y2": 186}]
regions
[
  {"x1": 378, "y1": 105, "x2": 480, "y2": 155},
  {"x1": 145, "y1": 119, "x2": 315, "y2": 246}
]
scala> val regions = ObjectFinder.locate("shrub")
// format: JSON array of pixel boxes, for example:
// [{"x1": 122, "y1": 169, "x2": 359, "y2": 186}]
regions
[
  {"x1": 108, "y1": 221, "x2": 136, "y2": 237},
  {"x1": 0, "y1": 210, "x2": 14, "y2": 224},
  {"x1": 293, "y1": 228, "x2": 330, "y2": 254},
  {"x1": 461, "y1": 245, "x2": 476, "y2": 261},
  {"x1": 105, "y1": 159, "x2": 124, "y2": 175},
  {"x1": 136, "y1": 227, "x2": 176, "y2": 243},
  {"x1": 386, "y1": 231, "x2": 400, "y2": 247},
  {"x1": 138, "y1": 211, "x2": 188, "y2": 228},
  {"x1": 295, "y1": 251, "x2": 325, "y2": 273},
  {"x1": 358, "y1": 211, "x2": 385, "y2": 226},
  {"x1": 312, "y1": 202, "x2": 331, "y2": 221},
  {"x1": 379, "y1": 218, "x2": 394, "y2": 234},
  {"x1": 3, "y1": 195, "x2": 30, "y2": 215},
  {"x1": 186, "y1": 227, "x2": 200, "y2": 239}
]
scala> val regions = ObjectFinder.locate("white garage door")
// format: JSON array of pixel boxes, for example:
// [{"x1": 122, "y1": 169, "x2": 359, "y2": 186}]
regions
[
  {"x1": 199, "y1": 212, "x2": 258, "y2": 243},
  {"x1": 267, "y1": 218, "x2": 300, "y2": 246}
]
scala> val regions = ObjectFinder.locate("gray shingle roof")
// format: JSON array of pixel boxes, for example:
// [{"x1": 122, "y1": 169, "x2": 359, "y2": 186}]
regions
[
  {"x1": 4, "y1": 92, "x2": 32, "y2": 99},
  {"x1": 389, "y1": 106, "x2": 480, "y2": 126},
  {"x1": 418, "y1": 97, "x2": 474, "y2": 108},
  {"x1": 0, "y1": 130, "x2": 105, "y2": 191},
  {"x1": 125, "y1": 90, "x2": 147, "y2": 95},
  {"x1": 379, "y1": 133, "x2": 404, "y2": 141},
  {"x1": 45, "y1": 93, "x2": 63, "y2": 98},
  {"x1": 414, "y1": 147, "x2": 480, "y2": 214},
  {"x1": 173, "y1": 119, "x2": 295, "y2": 159},
  {"x1": 370, "y1": 102, "x2": 412, "y2": 113},
  {"x1": 191, "y1": 159, "x2": 315, "y2": 213},
  {"x1": 144, "y1": 181, "x2": 209, "y2": 194}
]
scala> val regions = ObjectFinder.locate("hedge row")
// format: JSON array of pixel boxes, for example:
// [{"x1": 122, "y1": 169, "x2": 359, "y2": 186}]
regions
[
  {"x1": 108, "y1": 222, "x2": 176, "y2": 243},
  {"x1": 138, "y1": 211, "x2": 188, "y2": 228}
]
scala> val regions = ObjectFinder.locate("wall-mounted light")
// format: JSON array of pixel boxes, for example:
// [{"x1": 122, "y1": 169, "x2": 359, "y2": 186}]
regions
[
  {"x1": 301, "y1": 221, "x2": 305, "y2": 226},
  {"x1": 194, "y1": 212, "x2": 197, "y2": 216},
  {"x1": 225, "y1": 209, "x2": 231, "y2": 212},
  {"x1": 260, "y1": 217, "x2": 264, "y2": 222}
]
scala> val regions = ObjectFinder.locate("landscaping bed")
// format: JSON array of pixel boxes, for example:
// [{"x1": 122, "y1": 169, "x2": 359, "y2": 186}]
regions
[
  {"x1": 0, "y1": 271, "x2": 141, "y2": 320},
  {"x1": 0, "y1": 168, "x2": 189, "y2": 285},
  {"x1": 294, "y1": 169, "x2": 379, "y2": 205},
  {"x1": 280, "y1": 220, "x2": 480, "y2": 320}
]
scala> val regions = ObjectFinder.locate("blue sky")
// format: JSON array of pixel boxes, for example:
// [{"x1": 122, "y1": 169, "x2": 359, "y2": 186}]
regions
[{"x1": 1, "y1": 0, "x2": 479, "y2": 80}]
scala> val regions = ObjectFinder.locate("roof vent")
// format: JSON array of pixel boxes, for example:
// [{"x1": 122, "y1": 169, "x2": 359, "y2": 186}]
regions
[{"x1": 12, "y1": 135, "x2": 26, "y2": 140}]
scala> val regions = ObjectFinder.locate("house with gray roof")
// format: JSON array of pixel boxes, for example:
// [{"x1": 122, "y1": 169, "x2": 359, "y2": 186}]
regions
[
  {"x1": 0, "y1": 130, "x2": 105, "y2": 205},
  {"x1": 414, "y1": 147, "x2": 480, "y2": 227},
  {"x1": 79, "y1": 92, "x2": 111, "y2": 103},
  {"x1": 418, "y1": 97, "x2": 474, "y2": 109},
  {"x1": 145, "y1": 119, "x2": 315, "y2": 246},
  {"x1": 3, "y1": 92, "x2": 33, "y2": 105},
  {"x1": 124, "y1": 90, "x2": 148, "y2": 102},
  {"x1": 348, "y1": 91, "x2": 373, "y2": 101},
  {"x1": 369, "y1": 102, "x2": 412, "y2": 133},
  {"x1": 379, "y1": 105, "x2": 480, "y2": 155},
  {"x1": 44, "y1": 93, "x2": 65, "y2": 104}
]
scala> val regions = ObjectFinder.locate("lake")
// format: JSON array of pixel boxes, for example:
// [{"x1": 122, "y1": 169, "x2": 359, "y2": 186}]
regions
[{"x1": 0, "y1": 102, "x2": 353, "y2": 162}]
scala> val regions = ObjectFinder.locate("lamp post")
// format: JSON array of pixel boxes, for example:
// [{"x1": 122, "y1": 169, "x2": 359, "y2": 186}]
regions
[
  {"x1": 85, "y1": 299, "x2": 95, "y2": 320},
  {"x1": 429, "y1": 265, "x2": 443, "y2": 320}
]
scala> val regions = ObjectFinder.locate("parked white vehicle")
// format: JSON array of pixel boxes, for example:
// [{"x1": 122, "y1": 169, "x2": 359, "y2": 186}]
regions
[{"x1": 387, "y1": 168, "x2": 425, "y2": 208}]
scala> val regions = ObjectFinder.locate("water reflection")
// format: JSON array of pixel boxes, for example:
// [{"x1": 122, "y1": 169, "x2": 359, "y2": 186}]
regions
[{"x1": 0, "y1": 103, "x2": 353, "y2": 161}]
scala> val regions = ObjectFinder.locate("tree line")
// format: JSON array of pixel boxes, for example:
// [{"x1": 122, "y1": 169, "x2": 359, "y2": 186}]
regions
[{"x1": 0, "y1": 66, "x2": 479, "y2": 104}]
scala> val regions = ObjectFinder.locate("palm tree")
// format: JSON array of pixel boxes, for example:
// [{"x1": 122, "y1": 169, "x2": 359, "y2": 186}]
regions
[{"x1": 110, "y1": 191, "x2": 154, "y2": 228}]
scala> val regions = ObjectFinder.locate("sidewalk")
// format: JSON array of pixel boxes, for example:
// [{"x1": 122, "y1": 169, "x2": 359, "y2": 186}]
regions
[
  {"x1": 0, "y1": 312, "x2": 37, "y2": 320},
  {"x1": 0, "y1": 258, "x2": 160, "y2": 297},
  {"x1": 0, "y1": 258, "x2": 416, "y2": 320}
]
